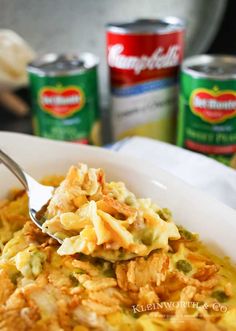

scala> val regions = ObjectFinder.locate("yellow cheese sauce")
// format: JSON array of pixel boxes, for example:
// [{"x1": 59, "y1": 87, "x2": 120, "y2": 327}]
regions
[{"x1": 0, "y1": 164, "x2": 236, "y2": 331}]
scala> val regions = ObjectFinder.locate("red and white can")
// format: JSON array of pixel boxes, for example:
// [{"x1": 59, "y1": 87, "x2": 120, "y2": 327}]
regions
[{"x1": 106, "y1": 18, "x2": 185, "y2": 142}]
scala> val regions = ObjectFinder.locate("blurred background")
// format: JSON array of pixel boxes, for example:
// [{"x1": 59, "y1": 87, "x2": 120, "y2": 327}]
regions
[{"x1": 0, "y1": 0, "x2": 234, "y2": 138}]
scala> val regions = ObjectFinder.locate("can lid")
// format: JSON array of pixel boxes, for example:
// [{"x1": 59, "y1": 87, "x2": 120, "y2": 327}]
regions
[
  {"x1": 27, "y1": 53, "x2": 99, "y2": 76},
  {"x1": 106, "y1": 17, "x2": 185, "y2": 35},
  {"x1": 182, "y1": 55, "x2": 236, "y2": 80}
]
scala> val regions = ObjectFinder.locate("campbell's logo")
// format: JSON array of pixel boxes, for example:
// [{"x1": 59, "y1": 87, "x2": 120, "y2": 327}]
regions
[
  {"x1": 108, "y1": 44, "x2": 180, "y2": 75},
  {"x1": 190, "y1": 88, "x2": 236, "y2": 123},
  {"x1": 39, "y1": 86, "x2": 84, "y2": 118}
]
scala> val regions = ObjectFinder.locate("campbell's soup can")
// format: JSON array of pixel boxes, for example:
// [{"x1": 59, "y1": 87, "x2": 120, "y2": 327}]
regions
[
  {"x1": 106, "y1": 18, "x2": 185, "y2": 142},
  {"x1": 27, "y1": 53, "x2": 101, "y2": 145},
  {"x1": 178, "y1": 55, "x2": 236, "y2": 168}
]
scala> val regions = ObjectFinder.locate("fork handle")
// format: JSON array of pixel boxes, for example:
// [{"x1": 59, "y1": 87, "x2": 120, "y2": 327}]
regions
[{"x1": 0, "y1": 149, "x2": 29, "y2": 190}]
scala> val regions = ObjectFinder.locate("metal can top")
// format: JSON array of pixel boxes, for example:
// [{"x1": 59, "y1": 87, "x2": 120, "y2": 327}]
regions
[
  {"x1": 27, "y1": 53, "x2": 99, "y2": 77},
  {"x1": 182, "y1": 55, "x2": 236, "y2": 80},
  {"x1": 106, "y1": 17, "x2": 185, "y2": 35}
]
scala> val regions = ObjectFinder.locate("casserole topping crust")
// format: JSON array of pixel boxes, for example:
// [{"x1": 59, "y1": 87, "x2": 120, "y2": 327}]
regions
[{"x1": 0, "y1": 164, "x2": 235, "y2": 331}]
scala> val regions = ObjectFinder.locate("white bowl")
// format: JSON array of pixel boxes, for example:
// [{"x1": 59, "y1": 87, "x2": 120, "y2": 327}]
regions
[{"x1": 1, "y1": 131, "x2": 236, "y2": 262}]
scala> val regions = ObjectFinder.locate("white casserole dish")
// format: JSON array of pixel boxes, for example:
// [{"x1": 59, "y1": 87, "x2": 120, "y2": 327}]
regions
[{"x1": 0, "y1": 131, "x2": 236, "y2": 262}]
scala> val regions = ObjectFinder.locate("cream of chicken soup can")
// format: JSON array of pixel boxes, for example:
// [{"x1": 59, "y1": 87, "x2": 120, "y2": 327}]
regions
[{"x1": 106, "y1": 18, "x2": 185, "y2": 142}]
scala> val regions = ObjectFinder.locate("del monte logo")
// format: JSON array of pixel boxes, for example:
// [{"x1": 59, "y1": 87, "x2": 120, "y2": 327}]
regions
[
  {"x1": 190, "y1": 87, "x2": 236, "y2": 123},
  {"x1": 39, "y1": 85, "x2": 84, "y2": 118}
]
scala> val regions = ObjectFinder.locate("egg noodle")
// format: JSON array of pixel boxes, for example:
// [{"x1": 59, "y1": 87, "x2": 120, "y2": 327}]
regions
[{"x1": 0, "y1": 163, "x2": 236, "y2": 331}]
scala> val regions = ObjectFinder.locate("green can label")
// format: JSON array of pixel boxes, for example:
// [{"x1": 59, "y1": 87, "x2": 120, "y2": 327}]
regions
[
  {"x1": 178, "y1": 72, "x2": 236, "y2": 167},
  {"x1": 28, "y1": 54, "x2": 100, "y2": 145}
]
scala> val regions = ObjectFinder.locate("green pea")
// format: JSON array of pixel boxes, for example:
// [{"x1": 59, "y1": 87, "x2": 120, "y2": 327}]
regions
[
  {"x1": 158, "y1": 208, "x2": 172, "y2": 221},
  {"x1": 178, "y1": 226, "x2": 196, "y2": 241},
  {"x1": 176, "y1": 259, "x2": 192, "y2": 274},
  {"x1": 211, "y1": 290, "x2": 229, "y2": 303},
  {"x1": 141, "y1": 230, "x2": 153, "y2": 246},
  {"x1": 69, "y1": 274, "x2": 79, "y2": 286}
]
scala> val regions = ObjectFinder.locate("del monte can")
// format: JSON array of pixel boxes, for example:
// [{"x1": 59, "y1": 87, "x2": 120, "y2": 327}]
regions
[
  {"x1": 177, "y1": 55, "x2": 236, "y2": 168},
  {"x1": 27, "y1": 53, "x2": 101, "y2": 145},
  {"x1": 107, "y1": 18, "x2": 185, "y2": 142}
]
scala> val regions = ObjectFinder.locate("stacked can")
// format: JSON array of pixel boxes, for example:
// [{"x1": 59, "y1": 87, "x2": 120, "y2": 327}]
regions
[
  {"x1": 107, "y1": 18, "x2": 185, "y2": 142},
  {"x1": 27, "y1": 53, "x2": 101, "y2": 145},
  {"x1": 178, "y1": 55, "x2": 236, "y2": 168}
]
